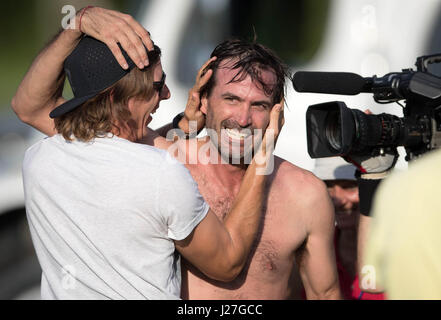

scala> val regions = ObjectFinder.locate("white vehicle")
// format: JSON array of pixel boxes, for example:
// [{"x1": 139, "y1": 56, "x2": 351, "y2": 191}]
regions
[
  {"x1": 142, "y1": 0, "x2": 441, "y2": 171},
  {"x1": 0, "y1": 112, "x2": 44, "y2": 298},
  {"x1": 2, "y1": 0, "x2": 441, "y2": 298}
]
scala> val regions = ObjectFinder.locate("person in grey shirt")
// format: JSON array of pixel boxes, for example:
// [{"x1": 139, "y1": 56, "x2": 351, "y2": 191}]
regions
[{"x1": 12, "y1": 8, "x2": 284, "y2": 299}]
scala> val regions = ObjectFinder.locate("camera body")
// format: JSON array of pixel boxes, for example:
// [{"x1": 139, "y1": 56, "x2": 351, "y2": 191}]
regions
[{"x1": 295, "y1": 54, "x2": 441, "y2": 161}]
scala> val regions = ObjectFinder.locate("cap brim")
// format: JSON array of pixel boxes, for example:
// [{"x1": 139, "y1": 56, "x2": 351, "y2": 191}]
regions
[{"x1": 49, "y1": 92, "x2": 98, "y2": 118}]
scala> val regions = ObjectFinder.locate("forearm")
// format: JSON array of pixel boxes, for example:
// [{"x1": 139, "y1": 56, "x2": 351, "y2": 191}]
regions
[
  {"x1": 218, "y1": 115, "x2": 282, "y2": 275},
  {"x1": 155, "y1": 123, "x2": 173, "y2": 138},
  {"x1": 172, "y1": 147, "x2": 270, "y2": 282},
  {"x1": 199, "y1": 170, "x2": 266, "y2": 281},
  {"x1": 137, "y1": 127, "x2": 174, "y2": 151},
  {"x1": 12, "y1": 28, "x2": 82, "y2": 124},
  {"x1": 221, "y1": 161, "x2": 267, "y2": 277},
  {"x1": 155, "y1": 117, "x2": 197, "y2": 138},
  {"x1": 301, "y1": 256, "x2": 343, "y2": 300}
]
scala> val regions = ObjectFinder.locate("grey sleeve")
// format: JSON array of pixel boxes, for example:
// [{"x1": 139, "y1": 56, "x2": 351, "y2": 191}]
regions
[{"x1": 157, "y1": 160, "x2": 209, "y2": 241}]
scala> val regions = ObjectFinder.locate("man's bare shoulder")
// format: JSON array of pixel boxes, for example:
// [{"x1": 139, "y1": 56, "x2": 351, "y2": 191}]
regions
[
  {"x1": 271, "y1": 156, "x2": 327, "y2": 197},
  {"x1": 271, "y1": 156, "x2": 333, "y2": 227}
]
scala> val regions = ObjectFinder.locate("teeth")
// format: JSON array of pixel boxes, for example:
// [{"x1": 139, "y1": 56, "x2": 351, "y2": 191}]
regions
[{"x1": 225, "y1": 128, "x2": 251, "y2": 139}]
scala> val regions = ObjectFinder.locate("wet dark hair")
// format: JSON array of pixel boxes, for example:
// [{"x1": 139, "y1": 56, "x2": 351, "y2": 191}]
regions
[{"x1": 201, "y1": 39, "x2": 292, "y2": 105}]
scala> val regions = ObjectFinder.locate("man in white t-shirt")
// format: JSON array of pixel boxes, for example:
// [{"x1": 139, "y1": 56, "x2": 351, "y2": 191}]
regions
[
  {"x1": 23, "y1": 133, "x2": 209, "y2": 299},
  {"x1": 12, "y1": 10, "x2": 284, "y2": 299}
]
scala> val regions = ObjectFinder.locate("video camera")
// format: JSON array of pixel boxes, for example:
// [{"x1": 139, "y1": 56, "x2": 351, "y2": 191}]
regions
[{"x1": 293, "y1": 53, "x2": 441, "y2": 161}]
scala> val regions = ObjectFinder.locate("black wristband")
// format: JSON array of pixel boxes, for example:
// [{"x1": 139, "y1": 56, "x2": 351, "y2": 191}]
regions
[
  {"x1": 171, "y1": 112, "x2": 190, "y2": 139},
  {"x1": 172, "y1": 112, "x2": 185, "y2": 130},
  {"x1": 172, "y1": 112, "x2": 204, "y2": 139},
  {"x1": 356, "y1": 171, "x2": 383, "y2": 217}
]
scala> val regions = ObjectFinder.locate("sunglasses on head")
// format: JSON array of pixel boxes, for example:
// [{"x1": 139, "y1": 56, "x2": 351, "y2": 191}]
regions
[{"x1": 153, "y1": 72, "x2": 166, "y2": 93}]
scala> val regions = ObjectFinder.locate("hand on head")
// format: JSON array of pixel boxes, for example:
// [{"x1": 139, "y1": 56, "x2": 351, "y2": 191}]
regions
[
  {"x1": 182, "y1": 57, "x2": 218, "y2": 133},
  {"x1": 78, "y1": 7, "x2": 154, "y2": 70},
  {"x1": 252, "y1": 98, "x2": 285, "y2": 174}
]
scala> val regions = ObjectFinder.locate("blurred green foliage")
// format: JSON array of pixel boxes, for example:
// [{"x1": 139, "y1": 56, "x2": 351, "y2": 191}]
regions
[
  {"x1": 0, "y1": 0, "x2": 330, "y2": 110},
  {"x1": 0, "y1": 0, "x2": 127, "y2": 110}
]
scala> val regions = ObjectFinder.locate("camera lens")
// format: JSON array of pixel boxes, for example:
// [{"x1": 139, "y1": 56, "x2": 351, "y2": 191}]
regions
[{"x1": 325, "y1": 110, "x2": 342, "y2": 151}]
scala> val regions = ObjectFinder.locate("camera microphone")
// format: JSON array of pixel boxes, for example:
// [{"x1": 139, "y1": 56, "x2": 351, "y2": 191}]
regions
[
  {"x1": 294, "y1": 70, "x2": 441, "y2": 101},
  {"x1": 298, "y1": 54, "x2": 441, "y2": 161},
  {"x1": 293, "y1": 71, "x2": 368, "y2": 95}
]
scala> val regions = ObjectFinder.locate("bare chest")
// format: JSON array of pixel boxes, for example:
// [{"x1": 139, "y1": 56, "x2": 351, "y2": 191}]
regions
[{"x1": 183, "y1": 166, "x2": 305, "y2": 299}]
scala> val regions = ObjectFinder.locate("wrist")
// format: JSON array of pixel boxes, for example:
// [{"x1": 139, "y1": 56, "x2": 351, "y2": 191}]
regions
[
  {"x1": 173, "y1": 112, "x2": 186, "y2": 130},
  {"x1": 66, "y1": 6, "x2": 93, "y2": 36},
  {"x1": 173, "y1": 112, "x2": 204, "y2": 138},
  {"x1": 63, "y1": 27, "x2": 83, "y2": 40},
  {"x1": 178, "y1": 117, "x2": 190, "y2": 133},
  {"x1": 78, "y1": 6, "x2": 93, "y2": 34},
  {"x1": 61, "y1": 8, "x2": 84, "y2": 39}
]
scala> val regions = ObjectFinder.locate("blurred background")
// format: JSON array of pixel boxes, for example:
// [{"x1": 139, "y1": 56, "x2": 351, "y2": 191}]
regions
[{"x1": 1, "y1": 0, "x2": 441, "y2": 299}]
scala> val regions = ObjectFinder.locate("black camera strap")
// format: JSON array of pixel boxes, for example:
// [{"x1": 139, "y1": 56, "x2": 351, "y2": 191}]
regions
[{"x1": 356, "y1": 171, "x2": 383, "y2": 217}]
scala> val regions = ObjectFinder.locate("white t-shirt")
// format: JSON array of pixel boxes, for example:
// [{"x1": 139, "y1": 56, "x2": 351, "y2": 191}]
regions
[{"x1": 22, "y1": 134, "x2": 209, "y2": 300}]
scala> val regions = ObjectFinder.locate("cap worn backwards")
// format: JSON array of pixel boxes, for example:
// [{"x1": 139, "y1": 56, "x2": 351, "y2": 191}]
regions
[{"x1": 50, "y1": 36, "x2": 138, "y2": 118}]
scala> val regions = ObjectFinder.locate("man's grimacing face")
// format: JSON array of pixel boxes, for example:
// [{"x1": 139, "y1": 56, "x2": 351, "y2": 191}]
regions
[{"x1": 200, "y1": 60, "x2": 278, "y2": 162}]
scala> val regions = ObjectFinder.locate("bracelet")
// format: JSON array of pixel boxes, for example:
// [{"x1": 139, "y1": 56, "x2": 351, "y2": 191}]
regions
[
  {"x1": 173, "y1": 112, "x2": 205, "y2": 139},
  {"x1": 172, "y1": 112, "x2": 185, "y2": 130},
  {"x1": 171, "y1": 112, "x2": 190, "y2": 139},
  {"x1": 79, "y1": 6, "x2": 93, "y2": 33}
]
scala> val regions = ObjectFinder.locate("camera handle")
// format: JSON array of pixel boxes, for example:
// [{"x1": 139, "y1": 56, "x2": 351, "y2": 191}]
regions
[{"x1": 415, "y1": 53, "x2": 441, "y2": 72}]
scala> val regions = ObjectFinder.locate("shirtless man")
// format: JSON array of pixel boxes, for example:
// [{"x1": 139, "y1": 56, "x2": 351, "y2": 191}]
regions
[
  {"x1": 174, "y1": 40, "x2": 341, "y2": 300},
  {"x1": 12, "y1": 7, "x2": 341, "y2": 299}
]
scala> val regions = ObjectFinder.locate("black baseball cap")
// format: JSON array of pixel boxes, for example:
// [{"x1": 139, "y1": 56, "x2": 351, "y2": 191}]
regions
[{"x1": 50, "y1": 36, "x2": 142, "y2": 118}]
